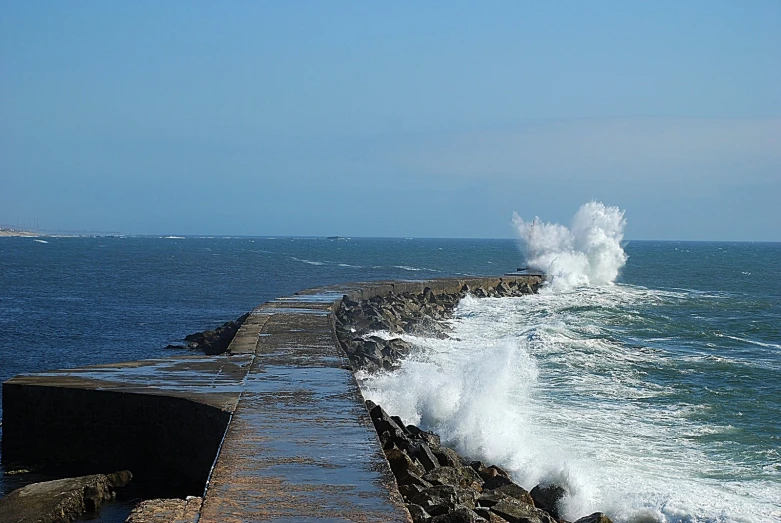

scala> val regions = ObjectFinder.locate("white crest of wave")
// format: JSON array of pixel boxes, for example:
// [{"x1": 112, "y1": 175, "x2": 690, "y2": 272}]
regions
[
  {"x1": 512, "y1": 202, "x2": 627, "y2": 289},
  {"x1": 361, "y1": 291, "x2": 781, "y2": 522}
]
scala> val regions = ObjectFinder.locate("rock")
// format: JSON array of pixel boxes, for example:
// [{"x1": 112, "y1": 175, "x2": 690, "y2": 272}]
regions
[
  {"x1": 385, "y1": 448, "x2": 426, "y2": 481},
  {"x1": 414, "y1": 442, "x2": 441, "y2": 472},
  {"x1": 406, "y1": 503, "x2": 432, "y2": 523},
  {"x1": 474, "y1": 507, "x2": 510, "y2": 522},
  {"x1": 430, "y1": 507, "x2": 483, "y2": 523},
  {"x1": 370, "y1": 404, "x2": 405, "y2": 434},
  {"x1": 475, "y1": 464, "x2": 510, "y2": 484},
  {"x1": 476, "y1": 490, "x2": 511, "y2": 508},
  {"x1": 530, "y1": 484, "x2": 567, "y2": 519},
  {"x1": 411, "y1": 485, "x2": 479, "y2": 512},
  {"x1": 400, "y1": 483, "x2": 426, "y2": 501},
  {"x1": 0, "y1": 471, "x2": 132, "y2": 523},
  {"x1": 433, "y1": 446, "x2": 464, "y2": 467},
  {"x1": 574, "y1": 513, "x2": 614, "y2": 523},
  {"x1": 182, "y1": 313, "x2": 248, "y2": 355},
  {"x1": 407, "y1": 425, "x2": 441, "y2": 449},
  {"x1": 423, "y1": 466, "x2": 484, "y2": 490},
  {"x1": 488, "y1": 484, "x2": 534, "y2": 506},
  {"x1": 404, "y1": 472, "x2": 434, "y2": 490},
  {"x1": 490, "y1": 499, "x2": 556, "y2": 523},
  {"x1": 125, "y1": 496, "x2": 202, "y2": 523},
  {"x1": 481, "y1": 474, "x2": 515, "y2": 490}
]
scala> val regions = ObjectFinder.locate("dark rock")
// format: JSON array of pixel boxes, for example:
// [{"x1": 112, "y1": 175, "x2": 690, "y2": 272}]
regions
[
  {"x1": 385, "y1": 448, "x2": 426, "y2": 481},
  {"x1": 408, "y1": 425, "x2": 441, "y2": 449},
  {"x1": 475, "y1": 464, "x2": 511, "y2": 484},
  {"x1": 406, "y1": 503, "x2": 432, "y2": 523},
  {"x1": 430, "y1": 507, "x2": 483, "y2": 523},
  {"x1": 490, "y1": 499, "x2": 556, "y2": 523},
  {"x1": 370, "y1": 404, "x2": 405, "y2": 434},
  {"x1": 481, "y1": 474, "x2": 515, "y2": 490},
  {"x1": 423, "y1": 466, "x2": 483, "y2": 490},
  {"x1": 400, "y1": 483, "x2": 426, "y2": 500},
  {"x1": 474, "y1": 507, "x2": 511, "y2": 522},
  {"x1": 433, "y1": 446, "x2": 464, "y2": 467},
  {"x1": 0, "y1": 471, "x2": 132, "y2": 523},
  {"x1": 404, "y1": 472, "x2": 434, "y2": 490},
  {"x1": 488, "y1": 484, "x2": 534, "y2": 506},
  {"x1": 476, "y1": 490, "x2": 510, "y2": 508},
  {"x1": 182, "y1": 313, "x2": 248, "y2": 355},
  {"x1": 574, "y1": 513, "x2": 614, "y2": 523},
  {"x1": 414, "y1": 442, "x2": 441, "y2": 472},
  {"x1": 380, "y1": 428, "x2": 411, "y2": 451},
  {"x1": 391, "y1": 415, "x2": 410, "y2": 434},
  {"x1": 411, "y1": 485, "x2": 479, "y2": 512},
  {"x1": 530, "y1": 484, "x2": 567, "y2": 519}
]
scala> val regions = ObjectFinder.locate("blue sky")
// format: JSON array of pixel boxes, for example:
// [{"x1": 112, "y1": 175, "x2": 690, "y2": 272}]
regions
[{"x1": 1, "y1": 2, "x2": 779, "y2": 240}]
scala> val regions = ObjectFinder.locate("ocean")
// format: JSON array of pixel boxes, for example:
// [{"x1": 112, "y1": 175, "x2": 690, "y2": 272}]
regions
[{"x1": 1, "y1": 219, "x2": 779, "y2": 521}]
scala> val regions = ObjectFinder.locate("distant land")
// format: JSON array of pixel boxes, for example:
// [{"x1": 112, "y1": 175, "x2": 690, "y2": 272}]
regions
[{"x1": 0, "y1": 227, "x2": 42, "y2": 237}]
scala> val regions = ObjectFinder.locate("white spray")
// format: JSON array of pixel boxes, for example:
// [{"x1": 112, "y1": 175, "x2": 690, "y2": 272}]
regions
[{"x1": 512, "y1": 202, "x2": 627, "y2": 289}]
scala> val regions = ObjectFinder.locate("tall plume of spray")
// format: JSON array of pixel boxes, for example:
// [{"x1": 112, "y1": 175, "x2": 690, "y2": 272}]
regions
[{"x1": 512, "y1": 202, "x2": 628, "y2": 289}]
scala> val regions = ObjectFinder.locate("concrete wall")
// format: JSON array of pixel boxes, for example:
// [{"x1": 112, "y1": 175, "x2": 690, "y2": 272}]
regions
[
  {"x1": 1, "y1": 384, "x2": 230, "y2": 496},
  {"x1": 1, "y1": 275, "x2": 543, "y2": 517}
]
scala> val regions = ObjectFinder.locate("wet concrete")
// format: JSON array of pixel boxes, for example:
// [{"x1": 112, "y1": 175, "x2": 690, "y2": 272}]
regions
[{"x1": 1, "y1": 275, "x2": 542, "y2": 522}]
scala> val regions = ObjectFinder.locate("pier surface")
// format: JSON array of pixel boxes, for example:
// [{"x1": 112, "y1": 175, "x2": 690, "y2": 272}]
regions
[{"x1": 1, "y1": 276, "x2": 542, "y2": 522}]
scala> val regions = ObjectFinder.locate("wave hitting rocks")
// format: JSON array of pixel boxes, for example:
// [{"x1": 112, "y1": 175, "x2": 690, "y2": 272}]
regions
[
  {"x1": 366, "y1": 401, "x2": 611, "y2": 523},
  {"x1": 335, "y1": 280, "x2": 541, "y2": 373}
]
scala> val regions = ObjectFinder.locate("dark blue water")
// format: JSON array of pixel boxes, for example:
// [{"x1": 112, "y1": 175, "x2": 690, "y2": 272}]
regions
[{"x1": 1, "y1": 237, "x2": 779, "y2": 522}]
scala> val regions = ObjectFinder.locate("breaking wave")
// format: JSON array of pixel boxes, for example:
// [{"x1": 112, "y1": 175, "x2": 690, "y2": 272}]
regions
[{"x1": 512, "y1": 202, "x2": 627, "y2": 290}]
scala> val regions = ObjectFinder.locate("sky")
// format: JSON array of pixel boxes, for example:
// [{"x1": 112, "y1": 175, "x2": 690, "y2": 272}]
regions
[{"x1": 1, "y1": 1, "x2": 779, "y2": 240}]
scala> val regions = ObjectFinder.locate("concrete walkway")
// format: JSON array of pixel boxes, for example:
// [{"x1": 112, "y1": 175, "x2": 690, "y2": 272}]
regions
[{"x1": 2, "y1": 276, "x2": 542, "y2": 522}]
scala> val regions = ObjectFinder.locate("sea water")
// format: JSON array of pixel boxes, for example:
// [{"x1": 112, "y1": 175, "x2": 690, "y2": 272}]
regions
[
  {"x1": 1, "y1": 207, "x2": 780, "y2": 521},
  {"x1": 361, "y1": 204, "x2": 781, "y2": 522}
]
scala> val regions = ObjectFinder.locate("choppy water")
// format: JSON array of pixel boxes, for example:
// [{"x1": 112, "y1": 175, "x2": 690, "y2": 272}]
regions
[
  {"x1": 1, "y1": 234, "x2": 780, "y2": 522},
  {"x1": 361, "y1": 240, "x2": 781, "y2": 522}
]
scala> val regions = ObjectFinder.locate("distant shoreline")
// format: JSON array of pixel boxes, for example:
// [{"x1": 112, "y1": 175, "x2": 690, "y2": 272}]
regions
[{"x1": 0, "y1": 229, "x2": 43, "y2": 238}]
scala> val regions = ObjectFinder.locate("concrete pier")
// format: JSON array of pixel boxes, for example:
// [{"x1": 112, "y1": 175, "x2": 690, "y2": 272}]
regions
[{"x1": 1, "y1": 275, "x2": 542, "y2": 521}]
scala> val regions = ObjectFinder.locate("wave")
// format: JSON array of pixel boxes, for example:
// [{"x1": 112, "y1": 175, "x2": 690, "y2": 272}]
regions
[
  {"x1": 360, "y1": 286, "x2": 780, "y2": 522},
  {"x1": 291, "y1": 257, "x2": 324, "y2": 266},
  {"x1": 393, "y1": 265, "x2": 440, "y2": 273},
  {"x1": 512, "y1": 202, "x2": 627, "y2": 290}
]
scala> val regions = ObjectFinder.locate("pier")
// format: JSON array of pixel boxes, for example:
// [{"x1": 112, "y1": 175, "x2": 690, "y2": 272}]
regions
[{"x1": 1, "y1": 275, "x2": 542, "y2": 522}]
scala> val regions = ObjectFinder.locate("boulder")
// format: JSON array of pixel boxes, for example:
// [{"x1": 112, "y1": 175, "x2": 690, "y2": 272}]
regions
[
  {"x1": 414, "y1": 442, "x2": 441, "y2": 472},
  {"x1": 423, "y1": 466, "x2": 484, "y2": 490},
  {"x1": 385, "y1": 448, "x2": 426, "y2": 481},
  {"x1": 433, "y1": 446, "x2": 464, "y2": 467},
  {"x1": 574, "y1": 513, "x2": 614, "y2": 523},
  {"x1": 183, "y1": 313, "x2": 248, "y2": 355},
  {"x1": 490, "y1": 499, "x2": 556, "y2": 523},
  {"x1": 406, "y1": 503, "x2": 432, "y2": 523},
  {"x1": 430, "y1": 507, "x2": 484, "y2": 523},
  {"x1": 0, "y1": 471, "x2": 132, "y2": 523},
  {"x1": 529, "y1": 484, "x2": 567, "y2": 519},
  {"x1": 411, "y1": 485, "x2": 479, "y2": 512},
  {"x1": 487, "y1": 483, "x2": 534, "y2": 506}
]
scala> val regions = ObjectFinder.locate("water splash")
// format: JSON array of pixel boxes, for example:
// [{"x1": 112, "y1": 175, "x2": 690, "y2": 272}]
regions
[{"x1": 512, "y1": 202, "x2": 627, "y2": 289}]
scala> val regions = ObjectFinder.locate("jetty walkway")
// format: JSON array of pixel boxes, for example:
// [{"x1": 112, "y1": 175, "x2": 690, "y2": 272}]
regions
[{"x1": 1, "y1": 275, "x2": 542, "y2": 522}]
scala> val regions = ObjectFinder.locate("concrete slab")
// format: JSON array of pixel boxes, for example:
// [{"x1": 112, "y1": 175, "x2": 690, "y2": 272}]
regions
[{"x1": 1, "y1": 275, "x2": 544, "y2": 522}]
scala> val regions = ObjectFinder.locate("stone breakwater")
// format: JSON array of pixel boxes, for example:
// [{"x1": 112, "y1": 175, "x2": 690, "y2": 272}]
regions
[
  {"x1": 335, "y1": 281, "x2": 614, "y2": 523},
  {"x1": 335, "y1": 280, "x2": 540, "y2": 373},
  {"x1": 3, "y1": 274, "x2": 611, "y2": 523}
]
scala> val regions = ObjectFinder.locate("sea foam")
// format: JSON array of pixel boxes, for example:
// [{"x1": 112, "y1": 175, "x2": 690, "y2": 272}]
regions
[
  {"x1": 360, "y1": 288, "x2": 780, "y2": 522},
  {"x1": 512, "y1": 202, "x2": 627, "y2": 289}
]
